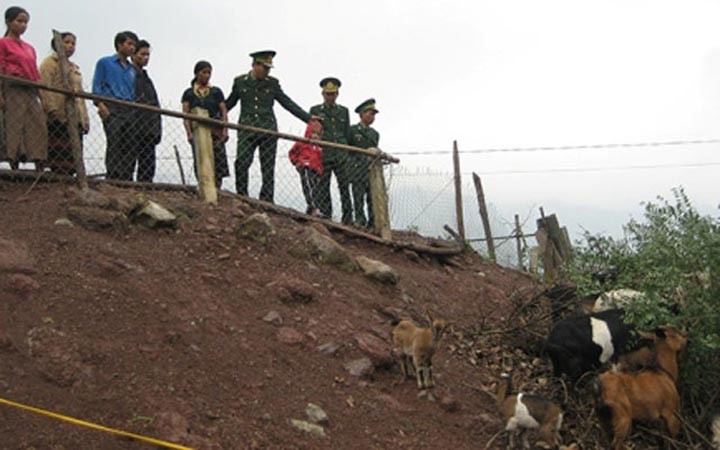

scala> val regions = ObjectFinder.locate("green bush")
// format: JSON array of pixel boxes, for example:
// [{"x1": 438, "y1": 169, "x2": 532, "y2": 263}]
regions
[{"x1": 569, "y1": 188, "x2": 720, "y2": 414}]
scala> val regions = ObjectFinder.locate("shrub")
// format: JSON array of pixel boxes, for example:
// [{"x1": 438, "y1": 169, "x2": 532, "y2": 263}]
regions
[{"x1": 569, "y1": 188, "x2": 720, "y2": 419}]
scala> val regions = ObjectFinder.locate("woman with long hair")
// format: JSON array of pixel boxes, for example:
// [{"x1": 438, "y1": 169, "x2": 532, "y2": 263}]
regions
[
  {"x1": 39, "y1": 32, "x2": 89, "y2": 175},
  {"x1": 0, "y1": 6, "x2": 47, "y2": 170},
  {"x1": 182, "y1": 61, "x2": 229, "y2": 188}
]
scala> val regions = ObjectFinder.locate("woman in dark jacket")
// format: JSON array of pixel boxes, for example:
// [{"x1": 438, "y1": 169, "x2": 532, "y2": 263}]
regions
[{"x1": 181, "y1": 61, "x2": 229, "y2": 189}]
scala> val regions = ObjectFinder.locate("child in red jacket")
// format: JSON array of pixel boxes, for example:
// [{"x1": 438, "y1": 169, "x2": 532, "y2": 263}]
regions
[{"x1": 289, "y1": 120, "x2": 323, "y2": 216}]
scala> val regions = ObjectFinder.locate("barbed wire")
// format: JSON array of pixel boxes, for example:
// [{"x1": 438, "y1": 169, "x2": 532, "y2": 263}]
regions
[
  {"x1": 393, "y1": 138, "x2": 720, "y2": 155},
  {"x1": 388, "y1": 161, "x2": 720, "y2": 177}
]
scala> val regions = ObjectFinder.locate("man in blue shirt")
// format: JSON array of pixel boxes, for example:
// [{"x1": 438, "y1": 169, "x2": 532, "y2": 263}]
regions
[{"x1": 92, "y1": 31, "x2": 138, "y2": 180}]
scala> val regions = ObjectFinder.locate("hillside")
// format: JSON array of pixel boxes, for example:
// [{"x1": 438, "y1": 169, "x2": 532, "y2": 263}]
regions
[{"x1": 0, "y1": 178, "x2": 590, "y2": 449}]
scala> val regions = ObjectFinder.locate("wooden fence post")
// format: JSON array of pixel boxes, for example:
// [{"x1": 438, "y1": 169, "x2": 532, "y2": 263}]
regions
[
  {"x1": 452, "y1": 140, "x2": 465, "y2": 241},
  {"x1": 368, "y1": 154, "x2": 391, "y2": 240},
  {"x1": 191, "y1": 107, "x2": 217, "y2": 204},
  {"x1": 472, "y1": 172, "x2": 495, "y2": 261},
  {"x1": 52, "y1": 30, "x2": 87, "y2": 189},
  {"x1": 515, "y1": 214, "x2": 523, "y2": 270},
  {"x1": 535, "y1": 211, "x2": 572, "y2": 283}
]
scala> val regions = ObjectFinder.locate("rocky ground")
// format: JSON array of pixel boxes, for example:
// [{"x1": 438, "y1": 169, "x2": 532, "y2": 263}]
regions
[{"x1": 0, "y1": 178, "x2": 697, "y2": 449}]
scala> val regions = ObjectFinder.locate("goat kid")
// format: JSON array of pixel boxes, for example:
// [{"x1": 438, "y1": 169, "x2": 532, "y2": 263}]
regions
[
  {"x1": 597, "y1": 327, "x2": 688, "y2": 450},
  {"x1": 496, "y1": 372, "x2": 564, "y2": 449},
  {"x1": 391, "y1": 310, "x2": 449, "y2": 391}
]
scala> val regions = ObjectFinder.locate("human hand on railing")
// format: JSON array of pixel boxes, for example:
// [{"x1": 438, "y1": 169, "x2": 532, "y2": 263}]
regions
[
  {"x1": 97, "y1": 103, "x2": 110, "y2": 120},
  {"x1": 186, "y1": 130, "x2": 193, "y2": 143}
]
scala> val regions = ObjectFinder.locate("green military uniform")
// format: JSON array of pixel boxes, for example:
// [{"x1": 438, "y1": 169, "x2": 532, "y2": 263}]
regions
[
  {"x1": 226, "y1": 50, "x2": 311, "y2": 203},
  {"x1": 309, "y1": 77, "x2": 353, "y2": 224},
  {"x1": 348, "y1": 99, "x2": 380, "y2": 228}
]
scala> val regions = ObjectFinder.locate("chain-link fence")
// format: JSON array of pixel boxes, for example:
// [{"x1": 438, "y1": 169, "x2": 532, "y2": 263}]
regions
[
  {"x1": 0, "y1": 73, "x2": 531, "y2": 266},
  {"x1": 0, "y1": 74, "x2": 396, "y2": 227}
]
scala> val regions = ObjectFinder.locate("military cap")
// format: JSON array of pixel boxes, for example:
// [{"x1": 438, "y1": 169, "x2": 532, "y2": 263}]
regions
[
  {"x1": 250, "y1": 50, "x2": 276, "y2": 68},
  {"x1": 355, "y1": 98, "x2": 379, "y2": 114},
  {"x1": 320, "y1": 77, "x2": 341, "y2": 93}
]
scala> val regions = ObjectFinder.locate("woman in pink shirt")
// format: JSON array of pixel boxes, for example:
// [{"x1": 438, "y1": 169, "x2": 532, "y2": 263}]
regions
[{"x1": 0, "y1": 6, "x2": 47, "y2": 170}]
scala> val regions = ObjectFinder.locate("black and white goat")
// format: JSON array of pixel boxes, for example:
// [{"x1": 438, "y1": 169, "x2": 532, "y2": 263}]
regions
[{"x1": 545, "y1": 309, "x2": 632, "y2": 381}]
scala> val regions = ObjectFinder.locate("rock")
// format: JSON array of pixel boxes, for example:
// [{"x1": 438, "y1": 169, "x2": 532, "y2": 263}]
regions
[
  {"x1": 305, "y1": 403, "x2": 329, "y2": 425},
  {"x1": 131, "y1": 200, "x2": 177, "y2": 228},
  {"x1": 54, "y1": 218, "x2": 74, "y2": 227},
  {"x1": 317, "y1": 342, "x2": 340, "y2": 356},
  {"x1": 66, "y1": 206, "x2": 129, "y2": 231},
  {"x1": 402, "y1": 249, "x2": 420, "y2": 262},
  {"x1": 262, "y1": 311, "x2": 283, "y2": 326},
  {"x1": 236, "y1": 213, "x2": 276, "y2": 244},
  {"x1": 290, "y1": 419, "x2": 325, "y2": 438},
  {"x1": 353, "y1": 332, "x2": 393, "y2": 368},
  {"x1": 68, "y1": 187, "x2": 111, "y2": 209},
  {"x1": 276, "y1": 327, "x2": 304, "y2": 345},
  {"x1": 26, "y1": 327, "x2": 85, "y2": 387},
  {"x1": 97, "y1": 186, "x2": 147, "y2": 214},
  {"x1": 288, "y1": 228, "x2": 357, "y2": 272},
  {"x1": 309, "y1": 222, "x2": 332, "y2": 237},
  {"x1": 0, "y1": 239, "x2": 36, "y2": 274},
  {"x1": 266, "y1": 276, "x2": 316, "y2": 304},
  {"x1": 344, "y1": 357, "x2": 374, "y2": 378},
  {"x1": 355, "y1": 256, "x2": 399, "y2": 285},
  {"x1": 154, "y1": 411, "x2": 189, "y2": 442},
  {"x1": 5, "y1": 274, "x2": 40, "y2": 299},
  {"x1": 165, "y1": 199, "x2": 201, "y2": 219}
]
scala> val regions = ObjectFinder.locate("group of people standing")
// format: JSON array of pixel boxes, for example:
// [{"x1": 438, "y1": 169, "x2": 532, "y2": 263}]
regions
[
  {"x1": 0, "y1": 7, "x2": 160, "y2": 179},
  {"x1": 0, "y1": 6, "x2": 382, "y2": 228}
]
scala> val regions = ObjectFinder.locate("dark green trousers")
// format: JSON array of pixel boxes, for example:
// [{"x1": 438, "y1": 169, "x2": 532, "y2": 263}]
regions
[
  {"x1": 316, "y1": 151, "x2": 353, "y2": 224},
  {"x1": 235, "y1": 130, "x2": 278, "y2": 203},
  {"x1": 350, "y1": 158, "x2": 373, "y2": 227}
]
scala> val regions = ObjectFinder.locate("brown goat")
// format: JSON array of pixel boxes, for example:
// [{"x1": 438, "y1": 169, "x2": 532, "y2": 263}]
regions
[
  {"x1": 391, "y1": 310, "x2": 449, "y2": 391},
  {"x1": 615, "y1": 330, "x2": 661, "y2": 373},
  {"x1": 496, "y1": 373, "x2": 564, "y2": 449},
  {"x1": 597, "y1": 327, "x2": 688, "y2": 450}
]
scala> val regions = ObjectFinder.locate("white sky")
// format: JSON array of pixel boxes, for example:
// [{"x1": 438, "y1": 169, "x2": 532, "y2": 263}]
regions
[{"x1": 12, "y1": 0, "x2": 720, "y2": 240}]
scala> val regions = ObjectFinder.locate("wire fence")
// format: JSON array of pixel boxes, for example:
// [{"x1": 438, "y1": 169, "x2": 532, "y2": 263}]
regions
[
  {"x1": 0, "y1": 74, "x2": 396, "y2": 221},
  {"x1": 0, "y1": 73, "x2": 525, "y2": 267}
]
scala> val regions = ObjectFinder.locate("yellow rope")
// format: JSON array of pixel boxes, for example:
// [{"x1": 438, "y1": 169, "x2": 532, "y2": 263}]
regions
[{"x1": 0, "y1": 396, "x2": 194, "y2": 450}]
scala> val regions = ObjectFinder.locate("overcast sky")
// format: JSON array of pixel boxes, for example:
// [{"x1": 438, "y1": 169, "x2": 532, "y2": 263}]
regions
[{"x1": 12, "y1": 0, "x2": 720, "y2": 240}]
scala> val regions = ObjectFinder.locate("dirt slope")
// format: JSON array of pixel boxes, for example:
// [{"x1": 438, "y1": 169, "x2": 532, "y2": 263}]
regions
[{"x1": 0, "y1": 179, "x2": 541, "y2": 450}]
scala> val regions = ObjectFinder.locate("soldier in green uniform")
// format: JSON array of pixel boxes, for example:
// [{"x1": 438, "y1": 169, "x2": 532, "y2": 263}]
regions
[
  {"x1": 348, "y1": 98, "x2": 380, "y2": 228},
  {"x1": 226, "y1": 50, "x2": 312, "y2": 203},
  {"x1": 309, "y1": 77, "x2": 353, "y2": 224}
]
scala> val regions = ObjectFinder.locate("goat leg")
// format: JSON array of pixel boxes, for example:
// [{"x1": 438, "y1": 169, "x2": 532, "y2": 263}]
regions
[
  {"x1": 425, "y1": 365, "x2": 435, "y2": 389},
  {"x1": 416, "y1": 366, "x2": 425, "y2": 389}
]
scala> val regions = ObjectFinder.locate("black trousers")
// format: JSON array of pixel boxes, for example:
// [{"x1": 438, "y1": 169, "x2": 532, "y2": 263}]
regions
[
  {"x1": 102, "y1": 107, "x2": 136, "y2": 181},
  {"x1": 134, "y1": 139, "x2": 156, "y2": 183}
]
